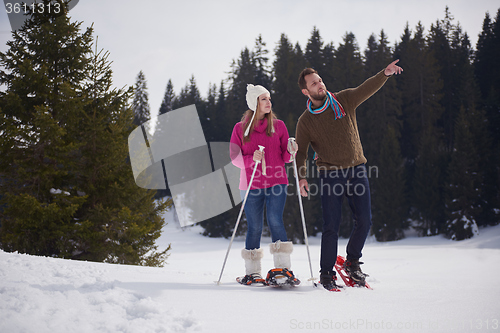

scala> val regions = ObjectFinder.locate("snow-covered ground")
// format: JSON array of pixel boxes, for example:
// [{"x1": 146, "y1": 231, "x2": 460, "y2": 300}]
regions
[{"x1": 1, "y1": 207, "x2": 500, "y2": 333}]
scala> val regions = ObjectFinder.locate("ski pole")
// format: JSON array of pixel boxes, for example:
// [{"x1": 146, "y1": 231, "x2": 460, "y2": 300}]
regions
[
  {"x1": 216, "y1": 145, "x2": 265, "y2": 285},
  {"x1": 289, "y1": 138, "x2": 317, "y2": 286}
]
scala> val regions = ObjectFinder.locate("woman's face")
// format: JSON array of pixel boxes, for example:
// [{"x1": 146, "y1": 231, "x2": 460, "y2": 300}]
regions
[{"x1": 257, "y1": 93, "x2": 272, "y2": 117}]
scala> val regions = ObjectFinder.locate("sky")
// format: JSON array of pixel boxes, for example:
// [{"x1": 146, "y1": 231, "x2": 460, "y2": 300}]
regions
[{"x1": 1, "y1": 0, "x2": 499, "y2": 119}]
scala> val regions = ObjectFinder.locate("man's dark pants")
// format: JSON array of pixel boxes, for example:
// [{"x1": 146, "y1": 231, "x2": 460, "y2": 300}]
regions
[{"x1": 319, "y1": 164, "x2": 372, "y2": 272}]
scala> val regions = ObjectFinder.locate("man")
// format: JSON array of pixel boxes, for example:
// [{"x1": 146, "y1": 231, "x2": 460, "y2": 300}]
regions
[{"x1": 295, "y1": 60, "x2": 403, "y2": 291}]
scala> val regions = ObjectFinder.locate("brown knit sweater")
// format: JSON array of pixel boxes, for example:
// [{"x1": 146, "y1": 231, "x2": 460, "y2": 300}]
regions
[{"x1": 295, "y1": 70, "x2": 390, "y2": 180}]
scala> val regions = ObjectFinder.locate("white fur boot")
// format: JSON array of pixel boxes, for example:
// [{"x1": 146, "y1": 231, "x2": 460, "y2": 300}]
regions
[
  {"x1": 269, "y1": 240, "x2": 293, "y2": 269},
  {"x1": 241, "y1": 248, "x2": 264, "y2": 276}
]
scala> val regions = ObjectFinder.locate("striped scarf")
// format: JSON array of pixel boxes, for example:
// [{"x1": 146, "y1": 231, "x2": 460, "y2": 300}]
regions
[{"x1": 307, "y1": 91, "x2": 345, "y2": 119}]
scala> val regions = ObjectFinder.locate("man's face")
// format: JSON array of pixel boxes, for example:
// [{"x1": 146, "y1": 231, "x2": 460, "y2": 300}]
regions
[{"x1": 302, "y1": 73, "x2": 327, "y2": 101}]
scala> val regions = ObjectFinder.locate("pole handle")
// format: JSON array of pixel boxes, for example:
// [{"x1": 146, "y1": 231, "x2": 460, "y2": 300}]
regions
[
  {"x1": 288, "y1": 138, "x2": 297, "y2": 159},
  {"x1": 255, "y1": 145, "x2": 265, "y2": 166}
]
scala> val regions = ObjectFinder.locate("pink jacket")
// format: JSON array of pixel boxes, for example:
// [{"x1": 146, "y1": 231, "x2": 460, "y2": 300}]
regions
[{"x1": 230, "y1": 118, "x2": 292, "y2": 190}]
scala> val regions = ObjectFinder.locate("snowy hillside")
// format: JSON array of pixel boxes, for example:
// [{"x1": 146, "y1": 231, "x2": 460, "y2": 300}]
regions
[{"x1": 1, "y1": 208, "x2": 500, "y2": 333}]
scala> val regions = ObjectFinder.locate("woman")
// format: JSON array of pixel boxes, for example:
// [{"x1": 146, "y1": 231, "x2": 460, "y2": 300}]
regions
[{"x1": 230, "y1": 84, "x2": 299, "y2": 286}]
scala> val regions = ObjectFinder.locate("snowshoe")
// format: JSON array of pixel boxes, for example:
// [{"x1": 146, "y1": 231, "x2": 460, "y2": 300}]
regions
[
  {"x1": 265, "y1": 268, "x2": 300, "y2": 287},
  {"x1": 319, "y1": 270, "x2": 342, "y2": 292},
  {"x1": 236, "y1": 273, "x2": 266, "y2": 286},
  {"x1": 335, "y1": 255, "x2": 372, "y2": 289}
]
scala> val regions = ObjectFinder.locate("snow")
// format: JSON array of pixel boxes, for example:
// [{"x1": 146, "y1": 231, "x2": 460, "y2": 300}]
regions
[
  {"x1": 1, "y1": 207, "x2": 500, "y2": 332},
  {"x1": 50, "y1": 188, "x2": 70, "y2": 196}
]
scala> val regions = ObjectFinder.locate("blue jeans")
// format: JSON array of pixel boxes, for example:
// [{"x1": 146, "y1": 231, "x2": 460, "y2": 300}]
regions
[
  {"x1": 240, "y1": 184, "x2": 288, "y2": 250},
  {"x1": 319, "y1": 164, "x2": 372, "y2": 272}
]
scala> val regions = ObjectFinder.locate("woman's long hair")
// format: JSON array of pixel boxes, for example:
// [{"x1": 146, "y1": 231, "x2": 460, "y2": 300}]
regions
[{"x1": 241, "y1": 103, "x2": 276, "y2": 143}]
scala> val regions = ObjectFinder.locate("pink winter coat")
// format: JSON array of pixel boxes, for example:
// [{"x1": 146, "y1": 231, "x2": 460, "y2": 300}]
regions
[{"x1": 230, "y1": 118, "x2": 292, "y2": 190}]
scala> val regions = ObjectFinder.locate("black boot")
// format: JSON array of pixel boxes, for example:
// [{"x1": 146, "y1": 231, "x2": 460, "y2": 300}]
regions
[
  {"x1": 320, "y1": 270, "x2": 340, "y2": 291},
  {"x1": 344, "y1": 259, "x2": 369, "y2": 283}
]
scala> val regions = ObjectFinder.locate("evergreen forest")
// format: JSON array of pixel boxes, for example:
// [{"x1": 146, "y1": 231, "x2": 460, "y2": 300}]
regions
[
  {"x1": 1, "y1": 3, "x2": 499, "y2": 268},
  {"x1": 0, "y1": 1, "x2": 171, "y2": 265},
  {"x1": 155, "y1": 8, "x2": 500, "y2": 242}
]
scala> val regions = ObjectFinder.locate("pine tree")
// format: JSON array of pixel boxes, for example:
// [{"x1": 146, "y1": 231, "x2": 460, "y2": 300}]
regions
[
  {"x1": 429, "y1": 7, "x2": 477, "y2": 154},
  {"x1": 360, "y1": 31, "x2": 402, "y2": 163},
  {"x1": 428, "y1": 8, "x2": 455, "y2": 151},
  {"x1": 477, "y1": 9, "x2": 500, "y2": 140},
  {"x1": 372, "y1": 125, "x2": 408, "y2": 241},
  {"x1": 173, "y1": 75, "x2": 203, "y2": 128},
  {"x1": 155, "y1": 79, "x2": 176, "y2": 142},
  {"x1": 196, "y1": 83, "x2": 217, "y2": 142},
  {"x1": 331, "y1": 32, "x2": 364, "y2": 89},
  {"x1": 152, "y1": 79, "x2": 176, "y2": 199},
  {"x1": 0, "y1": 0, "x2": 92, "y2": 256},
  {"x1": 412, "y1": 129, "x2": 444, "y2": 235},
  {"x1": 474, "y1": 9, "x2": 500, "y2": 226},
  {"x1": 305, "y1": 27, "x2": 325, "y2": 73},
  {"x1": 359, "y1": 31, "x2": 407, "y2": 241},
  {"x1": 474, "y1": 10, "x2": 499, "y2": 105},
  {"x1": 395, "y1": 23, "x2": 444, "y2": 162},
  {"x1": 213, "y1": 80, "x2": 228, "y2": 142},
  {"x1": 200, "y1": 45, "x2": 260, "y2": 239},
  {"x1": 227, "y1": 37, "x2": 272, "y2": 107},
  {"x1": 273, "y1": 34, "x2": 322, "y2": 242},
  {"x1": 159, "y1": 79, "x2": 175, "y2": 116},
  {"x1": 132, "y1": 70, "x2": 150, "y2": 127},
  {"x1": 196, "y1": 81, "x2": 245, "y2": 239},
  {"x1": 444, "y1": 107, "x2": 480, "y2": 240},
  {"x1": 75, "y1": 46, "x2": 170, "y2": 265},
  {"x1": 253, "y1": 35, "x2": 272, "y2": 88},
  {"x1": 395, "y1": 23, "x2": 446, "y2": 235},
  {"x1": 431, "y1": 10, "x2": 496, "y2": 229},
  {"x1": 226, "y1": 47, "x2": 258, "y2": 129},
  {"x1": 179, "y1": 75, "x2": 202, "y2": 107},
  {"x1": 272, "y1": 34, "x2": 306, "y2": 133},
  {"x1": 326, "y1": 31, "x2": 364, "y2": 237},
  {"x1": 464, "y1": 104, "x2": 494, "y2": 226},
  {"x1": 0, "y1": 0, "x2": 170, "y2": 265}
]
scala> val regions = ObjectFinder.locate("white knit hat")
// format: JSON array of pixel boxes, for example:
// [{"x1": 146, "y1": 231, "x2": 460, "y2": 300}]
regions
[
  {"x1": 244, "y1": 84, "x2": 270, "y2": 137},
  {"x1": 246, "y1": 84, "x2": 269, "y2": 111}
]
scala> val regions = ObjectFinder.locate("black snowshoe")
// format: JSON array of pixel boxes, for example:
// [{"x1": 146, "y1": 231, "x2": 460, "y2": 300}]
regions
[
  {"x1": 265, "y1": 268, "x2": 300, "y2": 287},
  {"x1": 236, "y1": 273, "x2": 266, "y2": 286}
]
